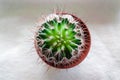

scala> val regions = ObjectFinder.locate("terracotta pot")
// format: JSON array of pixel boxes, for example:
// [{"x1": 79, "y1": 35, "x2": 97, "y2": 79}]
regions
[{"x1": 34, "y1": 12, "x2": 91, "y2": 69}]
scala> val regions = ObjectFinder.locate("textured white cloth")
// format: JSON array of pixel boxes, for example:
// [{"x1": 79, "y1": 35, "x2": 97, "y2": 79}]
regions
[
  {"x1": 0, "y1": 17, "x2": 120, "y2": 80},
  {"x1": 1, "y1": 0, "x2": 120, "y2": 79}
]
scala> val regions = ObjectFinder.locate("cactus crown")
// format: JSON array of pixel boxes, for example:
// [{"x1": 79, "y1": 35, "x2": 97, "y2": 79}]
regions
[{"x1": 36, "y1": 15, "x2": 81, "y2": 62}]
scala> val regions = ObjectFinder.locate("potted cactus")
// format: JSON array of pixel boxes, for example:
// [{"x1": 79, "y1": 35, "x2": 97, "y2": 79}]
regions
[{"x1": 34, "y1": 12, "x2": 91, "y2": 69}]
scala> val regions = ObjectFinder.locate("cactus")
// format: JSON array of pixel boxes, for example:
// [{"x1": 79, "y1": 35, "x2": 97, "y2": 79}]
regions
[{"x1": 35, "y1": 13, "x2": 91, "y2": 69}]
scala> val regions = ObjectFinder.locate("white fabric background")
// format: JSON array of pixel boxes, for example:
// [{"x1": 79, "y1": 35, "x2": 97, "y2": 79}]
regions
[{"x1": 0, "y1": 0, "x2": 120, "y2": 80}]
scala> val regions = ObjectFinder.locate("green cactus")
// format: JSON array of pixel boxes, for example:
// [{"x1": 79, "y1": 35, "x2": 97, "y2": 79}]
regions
[{"x1": 36, "y1": 17, "x2": 81, "y2": 62}]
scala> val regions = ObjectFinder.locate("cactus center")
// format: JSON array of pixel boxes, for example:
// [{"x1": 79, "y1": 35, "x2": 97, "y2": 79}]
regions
[{"x1": 37, "y1": 18, "x2": 81, "y2": 61}]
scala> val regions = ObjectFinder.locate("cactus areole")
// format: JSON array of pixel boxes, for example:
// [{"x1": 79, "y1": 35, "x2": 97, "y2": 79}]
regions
[{"x1": 34, "y1": 13, "x2": 91, "y2": 69}]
